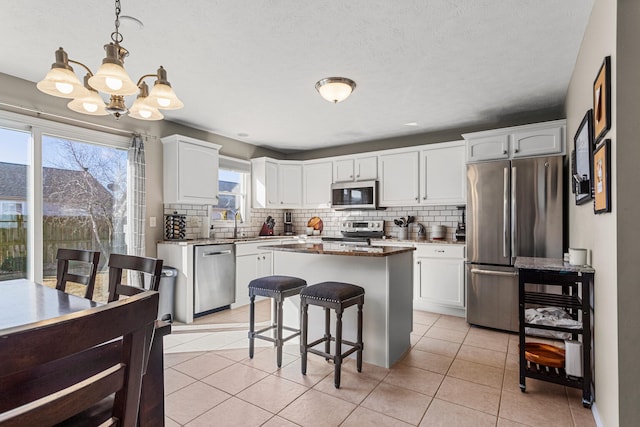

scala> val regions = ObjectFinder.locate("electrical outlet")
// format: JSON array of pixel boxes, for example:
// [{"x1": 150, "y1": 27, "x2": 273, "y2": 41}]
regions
[{"x1": 149, "y1": 216, "x2": 157, "y2": 227}]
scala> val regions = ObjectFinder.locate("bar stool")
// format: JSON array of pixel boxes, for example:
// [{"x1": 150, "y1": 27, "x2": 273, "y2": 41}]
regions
[
  {"x1": 248, "y1": 275, "x2": 307, "y2": 367},
  {"x1": 300, "y1": 281, "x2": 365, "y2": 388}
]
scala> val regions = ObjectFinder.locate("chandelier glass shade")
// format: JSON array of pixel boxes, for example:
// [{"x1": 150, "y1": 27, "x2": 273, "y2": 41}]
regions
[
  {"x1": 315, "y1": 77, "x2": 356, "y2": 103},
  {"x1": 37, "y1": 0, "x2": 182, "y2": 121}
]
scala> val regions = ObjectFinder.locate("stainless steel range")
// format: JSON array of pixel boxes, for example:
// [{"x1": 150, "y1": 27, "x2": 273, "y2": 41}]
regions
[{"x1": 340, "y1": 220, "x2": 384, "y2": 238}]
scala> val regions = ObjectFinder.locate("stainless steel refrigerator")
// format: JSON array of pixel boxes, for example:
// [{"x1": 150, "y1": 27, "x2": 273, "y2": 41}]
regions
[{"x1": 466, "y1": 156, "x2": 563, "y2": 332}]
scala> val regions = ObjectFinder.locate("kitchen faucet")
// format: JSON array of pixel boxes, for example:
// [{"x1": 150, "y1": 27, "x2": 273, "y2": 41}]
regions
[{"x1": 229, "y1": 208, "x2": 240, "y2": 239}]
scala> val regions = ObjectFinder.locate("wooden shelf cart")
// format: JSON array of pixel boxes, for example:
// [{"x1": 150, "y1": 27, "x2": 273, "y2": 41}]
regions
[{"x1": 515, "y1": 257, "x2": 595, "y2": 408}]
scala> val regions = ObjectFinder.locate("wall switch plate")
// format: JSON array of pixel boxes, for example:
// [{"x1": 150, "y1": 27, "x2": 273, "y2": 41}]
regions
[{"x1": 149, "y1": 216, "x2": 157, "y2": 227}]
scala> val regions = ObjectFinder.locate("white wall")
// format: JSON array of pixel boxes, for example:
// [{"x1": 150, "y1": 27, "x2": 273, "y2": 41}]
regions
[
  {"x1": 565, "y1": 0, "x2": 622, "y2": 424},
  {"x1": 614, "y1": 0, "x2": 640, "y2": 424}
]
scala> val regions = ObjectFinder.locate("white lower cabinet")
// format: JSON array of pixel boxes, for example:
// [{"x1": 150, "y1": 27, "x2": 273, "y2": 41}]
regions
[
  {"x1": 234, "y1": 241, "x2": 275, "y2": 307},
  {"x1": 414, "y1": 244, "x2": 465, "y2": 316}
]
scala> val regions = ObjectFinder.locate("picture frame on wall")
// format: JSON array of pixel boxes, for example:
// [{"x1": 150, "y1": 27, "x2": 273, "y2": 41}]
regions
[
  {"x1": 593, "y1": 139, "x2": 611, "y2": 214},
  {"x1": 573, "y1": 109, "x2": 594, "y2": 205},
  {"x1": 593, "y1": 56, "x2": 611, "y2": 144}
]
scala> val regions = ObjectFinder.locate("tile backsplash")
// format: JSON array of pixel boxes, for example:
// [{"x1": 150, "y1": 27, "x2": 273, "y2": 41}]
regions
[{"x1": 164, "y1": 204, "x2": 465, "y2": 241}]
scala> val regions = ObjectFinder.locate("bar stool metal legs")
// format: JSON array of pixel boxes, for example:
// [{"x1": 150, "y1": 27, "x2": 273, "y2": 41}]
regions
[{"x1": 300, "y1": 281, "x2": 365, "y2": 388}]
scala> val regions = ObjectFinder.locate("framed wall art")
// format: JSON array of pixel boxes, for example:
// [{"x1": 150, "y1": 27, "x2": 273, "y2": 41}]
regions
[
  {"x1": 593, "y1": 56, "x2": 611, "y2": 144},
  {"x1": 593, "y1": 139, "x2": 611, "y2": 214},
  {"x1": 573, "y1": 109, "x2": 593, "y2": 205}
]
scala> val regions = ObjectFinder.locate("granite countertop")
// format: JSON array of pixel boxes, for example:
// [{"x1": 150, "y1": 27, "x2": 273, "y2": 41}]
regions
[
  {"x1": 372, "y1": 238, "x2": 465, "y2": 245},
  {"x1": 158, "y1": 235, "x2": 297, "y2": 246},
  {"x1": 515, "y1": 256, "x2": 596, "y2": 274},
  {"x1": 157, "y1": 236, "x2": 465, "y2": 247},
  {"x1": 261, "y1": 243, "x2": 416, "y2": 257}
]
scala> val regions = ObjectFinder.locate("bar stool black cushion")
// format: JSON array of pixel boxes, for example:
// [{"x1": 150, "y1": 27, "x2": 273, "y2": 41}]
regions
[
  {"x1": 249, "y1": 275, "x2": 307, "y2": 298},
  {"x1": 300, "y1": 281, "x2": 365, "y2": 304}
]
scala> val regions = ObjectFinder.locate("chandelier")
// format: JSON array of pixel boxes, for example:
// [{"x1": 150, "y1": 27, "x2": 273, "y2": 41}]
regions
[
  {"x1": 315, "y1": 77, "x2": 356, "y2": 103},
  {"x1": 37, "y1": 0, "x2": 183, "y2": 121}
]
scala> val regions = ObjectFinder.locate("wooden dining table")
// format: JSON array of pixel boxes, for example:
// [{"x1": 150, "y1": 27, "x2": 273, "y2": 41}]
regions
[{"x1": 0, "y1": 279, "x2": 170, "y2": 426}]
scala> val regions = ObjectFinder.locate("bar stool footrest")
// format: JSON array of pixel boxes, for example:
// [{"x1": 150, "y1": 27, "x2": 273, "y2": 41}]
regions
[
  {"x1": 250, "y1": 328, "x2": 301, "y2": 344},
  {"x1": 305, "y1": 338, "x2": 361, "y2": 360}
]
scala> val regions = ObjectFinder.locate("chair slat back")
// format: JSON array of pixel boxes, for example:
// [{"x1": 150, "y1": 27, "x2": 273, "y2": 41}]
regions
[
  {"x1": 107, "y1": 254, "x2": 163, "y2": 303},
  {"x1": 55, "y1": 248, "x2": 101, "y2": 299},
  {"x1": 0, "y1": 291, "x2": 159, "y2": 427}
]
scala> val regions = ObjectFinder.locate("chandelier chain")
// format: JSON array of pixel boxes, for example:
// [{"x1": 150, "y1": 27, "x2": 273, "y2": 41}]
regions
[{"x1": 111, "y1": 0, "x2": 124, "y2": 44}]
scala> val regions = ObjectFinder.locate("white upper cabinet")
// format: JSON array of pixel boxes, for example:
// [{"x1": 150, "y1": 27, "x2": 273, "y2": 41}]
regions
[
  {"x1": 511, "y1": 126, "x2": 563, "y2": 158},
  {"x1": 333, "y1": 155, "x2": 378, "y2": 182},
  {"x1": 466, "y1": 134, "x2": 510, "y2": 161},
  {"x1": 420, "y1": 141, "x2": 466, "y2": 205},
  {"x1": 162, "y1": 135, "x2": 221, "y2": 205},
  {"x1": 252, "y1": 158, "x2": 302, "y2": 208},
  {"x1": 303, "y1": 161, "x2": 333, "y2": 208},
  {"x1": 265, "y1": 160, "x2": 279, "y2": 207},
  {"x1": 278, "y1": 162, "x2": 303, "y2": 208},
  {"x1": 464, "y1": 120, "x2": 566, "y2": 162},
  {"x1": 378, "y1": 151, "x2": 420, "y2": 207}
]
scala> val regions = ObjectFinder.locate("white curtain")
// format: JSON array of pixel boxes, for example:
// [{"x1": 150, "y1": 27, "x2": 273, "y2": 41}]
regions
[{"x1": 127, "y1": 134, "x2": 146, "y2": 258}]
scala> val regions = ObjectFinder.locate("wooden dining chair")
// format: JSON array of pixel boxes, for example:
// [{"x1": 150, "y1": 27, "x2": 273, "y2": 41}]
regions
[
  {"x1": 55, "y1": 248, "x2": 101, "y2": 299},
  {"x1": 107, "y1": 254, "x2": 163, "y2": 302},
  {"x1": 0, "y1": 291, "x2": 159, "y2": 427}
]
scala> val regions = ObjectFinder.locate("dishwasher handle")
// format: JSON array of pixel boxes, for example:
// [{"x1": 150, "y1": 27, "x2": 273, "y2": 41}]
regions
[{"x1": 201, "y1": 250, "x2": 232, "y2": 256}]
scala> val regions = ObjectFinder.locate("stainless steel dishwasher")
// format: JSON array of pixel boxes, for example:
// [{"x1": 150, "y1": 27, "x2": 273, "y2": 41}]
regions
[{"x1": 194, "y1": 244, "x2": 235, "y2": 316}]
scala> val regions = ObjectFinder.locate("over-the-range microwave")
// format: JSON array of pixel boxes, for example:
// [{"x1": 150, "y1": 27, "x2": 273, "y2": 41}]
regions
[{"x1": 331, "y1": 180, "x2": 378, "y2": 210}]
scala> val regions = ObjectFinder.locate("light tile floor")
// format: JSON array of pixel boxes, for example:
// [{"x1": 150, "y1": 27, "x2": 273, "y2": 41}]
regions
[{"x1": 164, "y1": 301, "x2": 596, "y2": 426}]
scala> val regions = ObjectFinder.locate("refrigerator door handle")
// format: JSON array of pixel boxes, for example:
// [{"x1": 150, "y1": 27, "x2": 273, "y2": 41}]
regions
[
  {"x1": 511, "y1": 166, "x2": 517, "y2": 257},
  {"x1": 503, "y1": 167, "x2": 509, "y2": 258},
  {"x1": 470, "y1": 268, "x2": 518, "y2": 277}
]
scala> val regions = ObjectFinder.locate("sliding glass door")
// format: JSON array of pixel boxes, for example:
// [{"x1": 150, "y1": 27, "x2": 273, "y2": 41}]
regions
[
  {"x1": 0, "y1": 111, "x2": 131, "y2": 301},
  {"x1": 41, "y1": 135, "x2": 128, "y2": 300},
  {"x1": 0, "y1": 127, "x2": 30, "y2": 281}
]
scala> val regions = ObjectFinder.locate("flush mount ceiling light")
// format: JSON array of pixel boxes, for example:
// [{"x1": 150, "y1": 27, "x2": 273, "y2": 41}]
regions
[
  {"x1": 315, "y1": 77, "x2": 356, "y2": 103},
  {"x1": 37, "y1": 0, "x2": 183, "y2": 121}
]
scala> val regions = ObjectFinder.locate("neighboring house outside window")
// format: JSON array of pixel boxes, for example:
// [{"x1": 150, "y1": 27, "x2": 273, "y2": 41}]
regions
[{"x1": 210, "y1": 156, "x2": 251, "y2": 225}]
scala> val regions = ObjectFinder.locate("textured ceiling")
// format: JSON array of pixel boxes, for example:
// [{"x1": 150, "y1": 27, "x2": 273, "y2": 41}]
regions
[{"x1": 1, "y1": 1, "x2": 593, "y2": 153}]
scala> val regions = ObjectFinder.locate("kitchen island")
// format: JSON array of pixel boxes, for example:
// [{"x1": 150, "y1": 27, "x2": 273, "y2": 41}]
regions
[{"x1": 262, "y1": 242, "x2": 415, "y2": 368}]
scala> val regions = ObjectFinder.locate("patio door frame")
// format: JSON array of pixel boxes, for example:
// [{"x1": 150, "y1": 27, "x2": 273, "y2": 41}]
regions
[{"x1": 0, "y1": 110, "x2": 130, "y2": 283}]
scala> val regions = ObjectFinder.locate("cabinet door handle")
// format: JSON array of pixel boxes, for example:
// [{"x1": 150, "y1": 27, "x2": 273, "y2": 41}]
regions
[
  {"x1": 262, "y1": 256, "x2": 266, "y2": 260},
  {"x1": 415, "y1": 197, "x2": 418, "y2": 201},
  {"x1": 423, "y1": 196, "x2": 427, "y2": 200},
  {"x1": 514, "y1": 148, "x2": 519, "y2": 153},
  {"x1": 280, "y1": 201, "x2": 284, "y2": 204}
]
